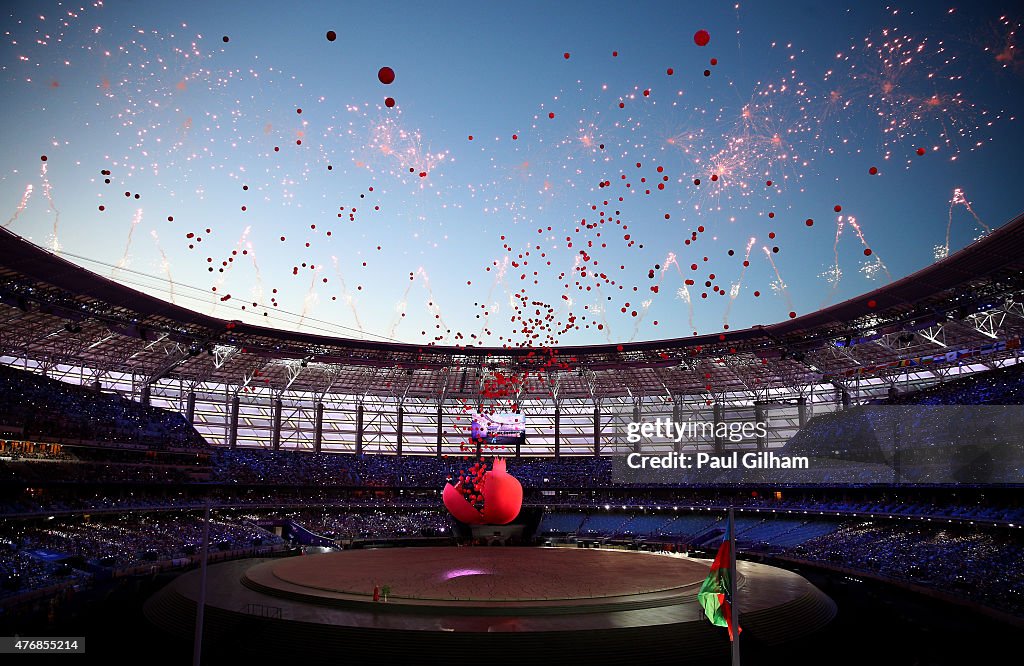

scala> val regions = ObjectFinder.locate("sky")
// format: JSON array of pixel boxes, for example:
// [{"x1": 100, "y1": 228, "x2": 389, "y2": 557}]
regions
[{"x1": 1, "y1": 1, "x2": 1021, "y2": 348}]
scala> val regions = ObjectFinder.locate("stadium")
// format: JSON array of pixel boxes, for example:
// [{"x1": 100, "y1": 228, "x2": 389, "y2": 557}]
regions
[
  {"x1": 2, "y1": 212, "x2": 1023, "y2": 663},
  {"x1": 2, "y1": 3, "x2": 1024, "y2": 665}
]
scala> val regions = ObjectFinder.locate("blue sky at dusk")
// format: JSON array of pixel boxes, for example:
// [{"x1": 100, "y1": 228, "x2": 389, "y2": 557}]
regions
[{"x1": 1, "y1": 1, "x2": 1021, "y2": 347}]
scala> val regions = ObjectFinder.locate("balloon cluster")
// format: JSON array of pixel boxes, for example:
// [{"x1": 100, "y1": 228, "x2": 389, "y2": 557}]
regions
[
  {"x1": 451, "y1": 458, "x2": 488, "y2": 510},
  {"x1": 459, "y1": 439, "x2": 506, "y2": 453}
]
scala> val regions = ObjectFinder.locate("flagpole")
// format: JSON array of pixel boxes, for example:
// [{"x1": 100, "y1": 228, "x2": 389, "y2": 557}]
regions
[
  {"x1": 192, "y1": 495, "x2": 210, "y2": 666},
  {"x1": 729, "y1": 506, "x2": 740, "y2": 666}
]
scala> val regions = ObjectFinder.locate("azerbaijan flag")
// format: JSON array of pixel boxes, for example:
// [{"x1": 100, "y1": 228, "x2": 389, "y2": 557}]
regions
[{"x1": 697, "y1": 521, "x2": 741, "y2": 641}]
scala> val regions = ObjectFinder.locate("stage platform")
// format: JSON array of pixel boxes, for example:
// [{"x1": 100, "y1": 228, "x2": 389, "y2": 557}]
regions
[{"x1": 145, "y1": 547, "x2": 835, "y2": 664}]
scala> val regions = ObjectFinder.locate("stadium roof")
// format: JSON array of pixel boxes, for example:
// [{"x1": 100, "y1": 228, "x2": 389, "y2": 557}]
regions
[{"x1": 1, "y1": 213, "x2": 1023, "y2": 400}]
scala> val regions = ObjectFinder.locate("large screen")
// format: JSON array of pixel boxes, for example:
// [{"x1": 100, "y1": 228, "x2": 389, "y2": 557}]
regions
[{"x1": 471, "y1": 411, "x2": 526, "y2": 447}]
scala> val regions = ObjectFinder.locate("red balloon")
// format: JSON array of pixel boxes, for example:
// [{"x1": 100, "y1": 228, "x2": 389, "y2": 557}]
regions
[
  {"x1": 326, "y1": 30, "x2": 336, "y2": 42},
  {"x1": 378, "y1": 66, "x2": 395, "y2": 84},
  {"x1": 384, "y1": 97, "x2": 396, "y2": 108},
  {"x1": 694, "y1": 30, "x2": 710, "y2": 46},
  {"x1": 916, "y1": 147, "x2": 926, "y2": 155}
]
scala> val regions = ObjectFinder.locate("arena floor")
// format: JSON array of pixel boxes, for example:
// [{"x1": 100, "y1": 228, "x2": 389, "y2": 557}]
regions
[
  {"x1": 146, "y1": 547, "x2": 836, "y2": 664},
  {"x1": 250, "y1": 547, "x2": 717, "y2": 609}
]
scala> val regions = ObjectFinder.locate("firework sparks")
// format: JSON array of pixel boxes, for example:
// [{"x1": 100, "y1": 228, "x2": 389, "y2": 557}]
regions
[
  {"x1": 329, "y1": 255, "x2": 364, "y2": 333},
  {"x1": 296, "y1": 269, "x2": 321, "y2": 329},
  {"x1": 4, "y1": 184, "x2": 33, "y2": 228},
  {"x1": 723, "y1": 237, "x2": 756, "y2": 326},
  {"x1": 944, "y1": 187, "x2": 989, "y2": 257},
  {"x1": 2, "y1": 4, "x2": 1017, "y2": 347},
  {"x1": 114, "y1": 208, "x2": 144, "y2": 272},
  {"x1": 762, "y1": 245, "x2": 795, "y2": 313},
  {"x1": 40, "y1": 162, "x2": 61, "y2": 251},
  {"x1": 150, "y1": 229, "x2": 176, "y2": 304}
]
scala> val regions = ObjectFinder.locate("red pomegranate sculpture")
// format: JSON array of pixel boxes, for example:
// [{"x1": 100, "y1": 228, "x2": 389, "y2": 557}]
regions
[{"x1": 442, "y1": 458, "x2": 523, "y2": 525}]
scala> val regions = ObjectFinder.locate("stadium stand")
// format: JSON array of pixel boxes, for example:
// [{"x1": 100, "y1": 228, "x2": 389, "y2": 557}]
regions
[
  {"x1": 0, "y1": 365, "x2": 206, "y2": 450},
  {"x1": 883, "y1": 361, "x2": 1024, "y2": 405}
]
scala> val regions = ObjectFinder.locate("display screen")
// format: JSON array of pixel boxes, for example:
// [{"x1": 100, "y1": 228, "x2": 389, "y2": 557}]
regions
[{"x1": 471, "y1": 411, "x2": 526, "y2": 447}]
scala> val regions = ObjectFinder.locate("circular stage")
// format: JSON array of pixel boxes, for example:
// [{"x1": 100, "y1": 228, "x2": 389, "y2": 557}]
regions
[
  {"x1": 242, "y1": 547, "x2": 726, "y2": 612},
  {"x1": 146, "y1": 547, "x2": 835, "y2": 665}
]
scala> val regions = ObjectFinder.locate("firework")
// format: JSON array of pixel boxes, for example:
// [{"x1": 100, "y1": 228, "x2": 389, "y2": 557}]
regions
[
  {"x1": 114, "y1": 208, "x2": 144, "y2": 272},
  {"x1": 723, "y1": 237, "x2": 757, "y2": 326},
  {"x1": 150, "y1": 229, "x2": 177, "y2": 304},
  {"x1": 943, "y1": 187, "x2": 989, "y2": 257},
  {"x1": 4, "y1": 184, "x2": 33, "y2": 229},
  {"x1": 40, "y1": 162, "x2": 61, "y2": 251},
  {"x1": 329, "y1": 255, "x2": 365, "y2": 333},
  {"x1": 762, "y1": 245, "x2": 794, "y2": 313}
]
